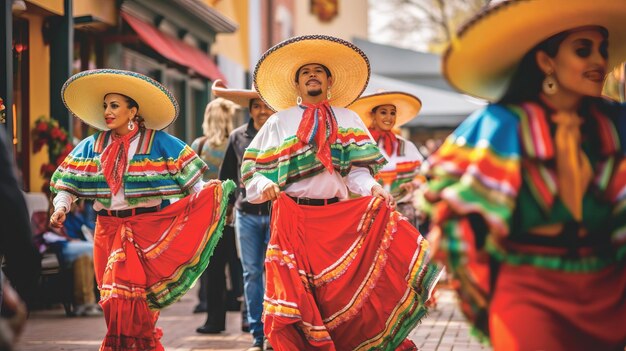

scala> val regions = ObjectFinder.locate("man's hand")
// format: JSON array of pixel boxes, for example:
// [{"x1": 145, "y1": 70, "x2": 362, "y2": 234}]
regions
[
  {"x1": 49, "y1": 209, "x2": 67, "y2": 228},
  {"x1": 226, "y1": 204, "x2": 234, "y2": 225},
  {"x1": 371, "y1": 184, "x2": 396, "y2": 210},
  {"x1": 399, "y1": 181, "x2": 414, "y2": 194},
  {"x1": 262, "y1": 182, "x2": 280, "y2": 201},
  {"x1": 204, "y1": 179, "x2": 221, "y2": 188}
]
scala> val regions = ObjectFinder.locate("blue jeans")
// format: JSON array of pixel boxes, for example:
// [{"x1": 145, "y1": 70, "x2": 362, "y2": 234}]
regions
[
  {"x1": 60, "y1": 241, "x2": 93, "y2": 268},
  {"x1": 235, "y1": 210, "x2": 270, "y2": 343}
]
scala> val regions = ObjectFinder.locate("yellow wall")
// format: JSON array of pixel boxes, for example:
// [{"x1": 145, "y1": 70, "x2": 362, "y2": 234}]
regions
[
  {"x1": 205, "y1": 0, "x2": 249, "y2": 69},
  {"x1": 73, "y1": 0, "x2": 117, "y2": 26},
  {"x1": 295, "y1": 0, "x2": 367, "y2": 41},
  {"x1": 26, "y1": 0, "x2": 64, "y2": 15},
  {"x1": 23, "y1": 14, "x2": 51, "y2": 192}
]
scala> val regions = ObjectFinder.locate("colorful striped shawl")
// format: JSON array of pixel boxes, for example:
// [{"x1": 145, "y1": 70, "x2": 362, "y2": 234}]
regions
[
  {"x1": 241, "y1": 107, "x2": 386, "y2": 190},
  {"x1": 422, "y1": 99, "x2": 626, "y2": 342},
  {"x1": 374, "y1": 136, "x2": 423, "y2": 201},
  {"x1": 51, "y1": 129, "x2": 208, "y2": 207}
]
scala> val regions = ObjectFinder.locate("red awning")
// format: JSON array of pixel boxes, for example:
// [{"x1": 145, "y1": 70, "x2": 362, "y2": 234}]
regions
[{"x1": 121, "y1": 11, "x2": 226, "y2": 82}]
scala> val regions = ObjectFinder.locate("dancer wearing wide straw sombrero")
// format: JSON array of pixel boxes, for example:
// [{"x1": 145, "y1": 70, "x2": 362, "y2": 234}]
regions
[
  {"x1": 421, "y1": 1, "x2": 626, "y2": 350},
  {"x1": 350, "y1": 91, "x2": 424, "y2": 227},
  {"x1": 242, "y1": 35, "x2": 441, "y2": 351},
  {"x1": 212, "y1": 79, "x2": 274, "y2": 350},
  {"x1": 48, "y1": 69, "x2": 234, "y2": 351}
]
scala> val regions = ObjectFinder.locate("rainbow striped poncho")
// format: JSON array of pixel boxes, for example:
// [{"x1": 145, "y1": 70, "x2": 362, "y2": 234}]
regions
[
  {"x1": 51, "y1": 129, "x2": 208, "y2": 207},
  {"x1": 374, "y1": 135, "x2": 423, "y2": 203},
  {"x1": 421, "y1": 99, "x2": 626, "y2": 340},
  {"x1": 241, "y1": 106, "x2": 386, "y2": 199}
]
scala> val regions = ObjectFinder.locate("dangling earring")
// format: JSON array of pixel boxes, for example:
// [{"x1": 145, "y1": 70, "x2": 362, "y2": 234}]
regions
[
  {"x1": 326, "y1": 88, "x2": 332, "y2": 100},
  {"x1": 128, "y1": 118, "x2": 136, "y2": 131},
  {"x1": 296, "y1": 96, "x2": 303, "y2": 105},
  {"x1": 543, "y1": 74, "x2": 558, "y2": 95}
]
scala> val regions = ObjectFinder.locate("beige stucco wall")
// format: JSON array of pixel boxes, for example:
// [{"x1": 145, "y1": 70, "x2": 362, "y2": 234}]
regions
[
  {"x1": 26, "y1": 0, "x2": 64, "y2": 15},
  {"x1": 204, "y1": 0, "x2": 249, "y2": 69},
  {"x1": 73, "y1": 0, "x2": 118, "y2": 26},
  {"x1": 22, "y1": 14, "x2": 51, "y2": 192},
  {"x1": 294, "y1": 0, "x2": 367, "y2": 41}
]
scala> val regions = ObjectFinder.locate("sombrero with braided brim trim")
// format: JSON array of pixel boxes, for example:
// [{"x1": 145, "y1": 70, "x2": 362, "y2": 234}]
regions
[
  {"x1": 444, "y1": 0, "x2": 626, "y2": 102},
  {"x1": 253, "y1": 35, "x2": 370, "y2": 111},
  {"x1": 211, "y1": 79, "x2": 274, "y2": 111},
  {"x1": 62, "y1": 69, "x2": 178, "y2": 131},
  {"x1": 349, "y1": 91, "x2": 422, "y2": 128}
]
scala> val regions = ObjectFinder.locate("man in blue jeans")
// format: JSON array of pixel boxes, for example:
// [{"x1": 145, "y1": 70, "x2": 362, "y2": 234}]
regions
[{"x1": 214, "y1": 80, "x2": 273, "y2": 351}]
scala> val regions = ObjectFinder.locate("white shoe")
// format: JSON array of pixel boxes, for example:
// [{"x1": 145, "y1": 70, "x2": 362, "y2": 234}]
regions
[{"x1": 74, "y1": 304, "x2": 102, "y2": 317}]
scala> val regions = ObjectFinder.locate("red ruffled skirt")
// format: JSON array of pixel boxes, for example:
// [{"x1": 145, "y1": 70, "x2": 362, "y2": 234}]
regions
[
  {"x1": 264, "y1": 194, "x2": 441, "y2": 351},
  {"x1": 490, "y1": 263, "x2": 626, "y2": 351},
  {"x1": 93, "y1": 182, "x2": 232, "y2": 351}
]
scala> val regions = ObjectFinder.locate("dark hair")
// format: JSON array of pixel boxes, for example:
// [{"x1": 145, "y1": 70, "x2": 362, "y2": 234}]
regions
[
  {"x1": 294, "y1": 63, "x2": 332, "y2": 83},
  {"x1": 371, "y1": 104, "x2": 396, "y2": 113},
  {"x1": 105, "y1": 93, "x2": 139, "y2": 112},
  {"x1": 498, "y1": 27, "x2": 608, "y2": 104},
  {"x1": 249, "y1": 97, "x2": 263, "y2": 111},
  {"x1": 134, "y1": 115, "x2": 146, "y2": 129},
  {"x1": 124, "y1": 95, "x2": 139, "y2": 112}
]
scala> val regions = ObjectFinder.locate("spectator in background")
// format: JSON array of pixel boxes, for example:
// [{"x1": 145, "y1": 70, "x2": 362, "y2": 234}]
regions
[
  {"x1": 419, "y1": 138, "x2": 440, "y2": 159},
  {"x1": 212, "y1": 79, "x2": 273, "y2": 350},
  {"x1": 37, "y1": 200, "x2": 99, "y2": 316},
  {"x1": 191, "y1": 98, "x2": 242, "y2": 334}
]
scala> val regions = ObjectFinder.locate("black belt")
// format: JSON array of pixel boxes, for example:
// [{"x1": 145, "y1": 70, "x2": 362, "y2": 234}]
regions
[
  {"x1": 238, "y1": 202, "x2": 271, "y2": 216},
  {"x1": 97, "y1": 206, "x2": 160, "y2": 218},
  {"x1": 288, "y1": 196, "x2": 339, "y2": 206}
]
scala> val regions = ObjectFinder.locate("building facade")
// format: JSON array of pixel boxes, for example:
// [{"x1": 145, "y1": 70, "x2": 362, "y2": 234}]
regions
[{"x1": 2, "y1": 0, "x2": 234, "y2": 193}]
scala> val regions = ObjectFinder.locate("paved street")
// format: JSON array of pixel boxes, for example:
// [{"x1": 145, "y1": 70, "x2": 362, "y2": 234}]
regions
[{"x1": 17, "y1": 287, "x2": 489, "y2": 351}]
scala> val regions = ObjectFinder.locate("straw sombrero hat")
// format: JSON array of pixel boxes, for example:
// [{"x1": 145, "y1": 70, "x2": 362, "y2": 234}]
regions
[
  {"x1": 211, "y1": 79, "x2": 267, "y2": 110},
  {"x1": 444, "y1": 0, "x2": 626, "y2": 101},
  {"x1": 253, "y1": 35, "x2": 370, "y2": 111},
  {"x1": 349, "y1": 91, "x2": 421, "y2": 128},
  {"x1": 62, "y1": 69, "x2": 178, "y2": 131}
]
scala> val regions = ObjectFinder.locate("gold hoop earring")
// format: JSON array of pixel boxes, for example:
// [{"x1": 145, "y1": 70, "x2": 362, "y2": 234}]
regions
[
  {"x1": 128, "y1": 119, "x2": 136, "y2": 131},
  {"x1": 326, "y1": 88, "x2": 332, "y2": 100},
  {"x1": 296, "y1": 96, "x2": 303, "y2": 105},
  {"x1": 543, "y1": 74, "x2": 558, "y2": 95}
]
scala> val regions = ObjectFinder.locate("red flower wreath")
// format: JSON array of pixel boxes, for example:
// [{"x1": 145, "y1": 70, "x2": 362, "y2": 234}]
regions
[{"x1": 31, "y1": 116, "x2": 72, "y2": 194}]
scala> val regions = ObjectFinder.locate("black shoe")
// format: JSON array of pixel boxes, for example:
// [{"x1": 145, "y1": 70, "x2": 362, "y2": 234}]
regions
[
  {"x1": 193, "y1": 303, "x2": 207, "y2": 314},
  {"x1": 195, "y1": 325, "x2": 224, "y2": 334}
]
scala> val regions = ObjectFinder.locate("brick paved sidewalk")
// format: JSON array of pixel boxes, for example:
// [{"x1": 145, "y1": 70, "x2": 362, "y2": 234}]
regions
[{"x1": 17, "y1": 286, "x2": 489, "y2": 351}]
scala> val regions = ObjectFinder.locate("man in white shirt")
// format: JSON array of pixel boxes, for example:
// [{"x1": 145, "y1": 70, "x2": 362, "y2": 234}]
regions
[
  {"x1": 241, "y1": 35, "x2": 438, "y2": 351},
  {"x1": 243, "y1": 57, "x2": 393, "y2": 206}
]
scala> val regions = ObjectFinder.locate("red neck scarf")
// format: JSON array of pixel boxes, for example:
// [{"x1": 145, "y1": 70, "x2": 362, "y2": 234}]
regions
[
  {"x1": 296, "y1": 100, "x2": 338, "y2": 173},
  {"x1": 368, "y1": 128, "x2": 398, "y2": 156},
  {"x1": 100, "y1": 126, "x2": 140, "y2": 195}
]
